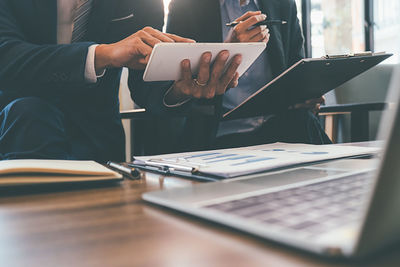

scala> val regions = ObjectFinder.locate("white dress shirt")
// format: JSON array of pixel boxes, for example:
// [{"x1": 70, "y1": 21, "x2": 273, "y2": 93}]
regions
[{"x1": 57, "y1": 0, "x2": 101, "y2": 83}]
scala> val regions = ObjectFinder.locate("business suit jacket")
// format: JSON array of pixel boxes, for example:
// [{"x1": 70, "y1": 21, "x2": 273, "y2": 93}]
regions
[
  {"x1": 131, "y1": 0, "x2": 306, "y2": 154},
  {"x1": 0, "y1": 0, "x2": 164, "y2": 161},
  {"x1": 167, "y1": 0, "x2": 304, "y2": 82}
]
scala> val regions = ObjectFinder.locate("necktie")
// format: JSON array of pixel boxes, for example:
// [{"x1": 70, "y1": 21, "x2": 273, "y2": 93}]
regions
[{"x1": 71, "y1": 0, "x2": 93, "y2": 43}]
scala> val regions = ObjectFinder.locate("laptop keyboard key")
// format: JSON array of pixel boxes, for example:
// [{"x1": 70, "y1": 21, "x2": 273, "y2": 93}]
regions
[{"x1": 205, "y1": 172, "x2": 372, "y2": 235}]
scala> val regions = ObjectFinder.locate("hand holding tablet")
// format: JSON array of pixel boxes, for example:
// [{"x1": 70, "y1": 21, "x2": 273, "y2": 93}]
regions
[
  {"x1": 143, "y1": 43, "x2": 266, "y2": 81},
  {"x1": 143, "y1": 43, "x2": 266, "y2": 105}
]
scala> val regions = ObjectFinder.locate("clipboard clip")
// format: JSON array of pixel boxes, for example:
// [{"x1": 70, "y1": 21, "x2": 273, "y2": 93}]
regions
[
  {"x1": 324, "y1": 51, "x2": 373, "y2": 59},
  {"x1": 130, "y1": 158, "x2": 200, "y2": 174}
]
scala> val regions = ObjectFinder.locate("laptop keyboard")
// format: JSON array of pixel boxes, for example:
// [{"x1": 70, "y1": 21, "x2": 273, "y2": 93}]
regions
[{"x1": 205, "y1": 172, "x2": 374, "y2": 235}]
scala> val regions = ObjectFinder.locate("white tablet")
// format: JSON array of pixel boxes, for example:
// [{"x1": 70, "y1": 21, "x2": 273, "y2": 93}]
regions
[{"x1": 143, "y1": 42, "x2": 267, "y2": 82}]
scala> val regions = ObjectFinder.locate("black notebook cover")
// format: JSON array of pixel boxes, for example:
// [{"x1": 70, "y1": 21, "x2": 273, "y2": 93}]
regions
[{"x1": 223, "y1": 53, "x2": 392, "y2": 120}]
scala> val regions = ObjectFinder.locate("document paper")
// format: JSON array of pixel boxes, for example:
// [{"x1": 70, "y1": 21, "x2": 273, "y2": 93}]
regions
[{"x1": 134, "y1": 143, "x2": 381, "y2": 178}]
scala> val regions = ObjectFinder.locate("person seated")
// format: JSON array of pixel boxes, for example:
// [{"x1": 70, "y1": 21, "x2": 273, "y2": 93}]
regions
[
  {"x1": 0, "y1": 0, "x2": 241, "y2": 162},
  {"x1": 132, "y1": 0, "x2": 331, "y2": 154}
]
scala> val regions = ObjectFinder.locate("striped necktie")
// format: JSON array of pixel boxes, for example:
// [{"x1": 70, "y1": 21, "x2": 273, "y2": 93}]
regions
[{"x1": 71, "y1": 0, "x2": 93, "y2": 43}]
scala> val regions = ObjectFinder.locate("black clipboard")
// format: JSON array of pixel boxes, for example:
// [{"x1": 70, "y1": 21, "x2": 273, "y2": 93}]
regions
[{"x1": 223, "y1": 52, "x2": 392, "y2": 120}]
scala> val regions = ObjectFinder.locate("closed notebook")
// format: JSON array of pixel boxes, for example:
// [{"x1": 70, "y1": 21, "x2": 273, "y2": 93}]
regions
[{"x1": 0, "y1": 160, "x2": 123, "y2": 186}]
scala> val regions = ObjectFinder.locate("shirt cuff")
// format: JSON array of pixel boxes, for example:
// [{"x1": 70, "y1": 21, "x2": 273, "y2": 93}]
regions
[
  {"x1": 85, "y1": 44, "x2": 106, "y2": 83},
  {"x1": 163, "y1": 84, "x2": 192, "y2": 108}
]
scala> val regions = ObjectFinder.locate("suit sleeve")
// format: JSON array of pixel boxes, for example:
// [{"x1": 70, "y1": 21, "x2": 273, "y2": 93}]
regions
[{"x1": 0, "y1": 0, "x2": 94, "y2": 92}]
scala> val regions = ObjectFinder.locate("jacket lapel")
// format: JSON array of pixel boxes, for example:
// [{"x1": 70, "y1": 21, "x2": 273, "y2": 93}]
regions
[
  {"x1": 32, "y1": 0, "x2": 57, "y2": 43},
  {"x1": 259, "y1": 0, "x2": 286, "y2": 76}
]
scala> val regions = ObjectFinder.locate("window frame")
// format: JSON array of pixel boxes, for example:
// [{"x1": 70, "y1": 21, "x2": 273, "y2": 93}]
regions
[{"x1": 300, "y1": 0, "x2": 375, "y2": 57}]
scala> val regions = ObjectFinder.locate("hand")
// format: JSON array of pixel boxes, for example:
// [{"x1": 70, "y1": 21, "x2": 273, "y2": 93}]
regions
[
  {"x1": 95, "y1": 27, "x2": 195, "y2": 73},
  {"x1": 226, "y1": 11, "x2": 270, "y2": 43},
  {"x1": 290, "y1": 96, "x2": 326, "y2": 115},
  {"x1": 164, "y1": 51, "x2": 242, "y2": 105}
]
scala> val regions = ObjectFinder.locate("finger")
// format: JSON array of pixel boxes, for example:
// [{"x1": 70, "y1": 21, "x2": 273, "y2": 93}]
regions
[
  {"x1": 313, "y1": 104, "x2": 321, "y2": 115},
  {"x1": 127, "y1": 53, "x2": 149, "y2": 69},
  {"x1": 227, "y1": 72, "x2": 240, "y2": 89},
  {"x1": 165, "y1": 33, "x2": 196, "y2": 43},
  {"x1": 247, "y1": 25, "x2": 268, "y2": 39},
  {"x1": 208, "y1": 50, "x2": 230, "y2": 95},
  {"x1": 138, "y1": 57, "x2": 148, "y2": 65},
  {"x1": 126, "y1": 40, "x2": 152, "y2": 70},
  {"x1": 262, "y1": 33, "x2": 271, "y2": 43},
  {"x1": 294, "y1": 103, "x2": 307, "y2": 109},
  {"x1": 139, "y1": 31, "x2": 164, "y2": 47},
  {"x1": 249, "y1": 28, "x2": 270, "y2": 42},
  {"x1": 235, "y1": 14, "x2": 267, "y2": 33},
  {"x1": 196, "y1": 52, "x2": 212, "y2": 86},
  {"x1": 196, "y1": 52, "x2": 212, "y2": 98},
  {"x1": 136, "y1": 40, "x2": 153, "y2": 57},
  {"x1": 305, "y1": 97, "x2": 325, "y2": 105},
  {"x1": 219, "y1": 55, "x2": 242, "y2": 94},
  {"x1": 180, "y1": 59, "x2": 193, "y2": 81},
  {"x1": 234, "y1": 11, "x2": 262, "y2": 23},
  {"x1": 142, "y1": 27, "x2": 175, "y2": 43}
]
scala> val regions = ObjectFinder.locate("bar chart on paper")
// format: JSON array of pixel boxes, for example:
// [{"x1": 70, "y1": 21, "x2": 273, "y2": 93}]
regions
[{"x1": 134, "y1": 143, "x2": 380, "y2": 178}]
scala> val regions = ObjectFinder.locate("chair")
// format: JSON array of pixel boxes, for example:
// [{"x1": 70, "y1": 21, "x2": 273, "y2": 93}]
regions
[
  {"x1": 319, "y1": 102, "x2": 387, "y2": 143},
  {"x1": 121, "y1": 102, "x2": 387, "y2": 156}
]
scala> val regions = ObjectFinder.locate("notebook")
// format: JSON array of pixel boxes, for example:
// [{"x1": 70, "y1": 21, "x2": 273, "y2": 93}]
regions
[{"x1": 0, "y1": 160, "x2": 123, "y2": 186}]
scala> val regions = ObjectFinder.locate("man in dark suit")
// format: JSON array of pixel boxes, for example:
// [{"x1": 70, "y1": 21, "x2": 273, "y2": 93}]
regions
[
  {"x1": 132, "y1": 0, "x2": 331, "y2": 153},
  {"x1": 0, "y1": 0, "x2": 242, "y2": 161}
]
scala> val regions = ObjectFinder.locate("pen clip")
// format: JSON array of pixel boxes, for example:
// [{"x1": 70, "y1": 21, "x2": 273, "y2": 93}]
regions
[
  {"x1": 145, "y1": 159, "x2": 200, "y2": 174},
  {"x1": 132, "y1": 158, "x2": 200, "y2": 174}
]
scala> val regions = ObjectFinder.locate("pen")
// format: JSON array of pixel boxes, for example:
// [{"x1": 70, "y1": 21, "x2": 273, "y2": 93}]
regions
[
  {"x1": 226, "y1": 20, "x2": 287, "y2": 27},
  {"x1": 107, "y1": 161, "x2": 141, "y2": 180}
]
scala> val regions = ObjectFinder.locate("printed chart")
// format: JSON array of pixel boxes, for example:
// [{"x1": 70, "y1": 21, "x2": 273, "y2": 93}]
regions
[{"x1": 136, "y1": 143, "x2": 380, "y2": 178}]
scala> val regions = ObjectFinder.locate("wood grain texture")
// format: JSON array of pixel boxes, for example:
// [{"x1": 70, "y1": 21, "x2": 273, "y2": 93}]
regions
[{"x1": 0, "y1": 172, "x2": 399, "y2": 267}]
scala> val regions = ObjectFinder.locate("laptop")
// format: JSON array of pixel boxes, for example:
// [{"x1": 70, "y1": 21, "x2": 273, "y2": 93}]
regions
[{"x1": 143, "y1": 65, "x2": 400, "y2": 258}]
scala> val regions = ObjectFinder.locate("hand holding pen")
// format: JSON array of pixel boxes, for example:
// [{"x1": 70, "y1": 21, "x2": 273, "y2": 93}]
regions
[{"x1": 224, "y1": 11, "x2": 271, "y2": 43}]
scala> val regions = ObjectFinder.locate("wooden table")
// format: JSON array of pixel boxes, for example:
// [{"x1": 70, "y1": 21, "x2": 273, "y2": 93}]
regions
[{"x1": 0, "y1": 168, "x2": 399, "y2": 266}]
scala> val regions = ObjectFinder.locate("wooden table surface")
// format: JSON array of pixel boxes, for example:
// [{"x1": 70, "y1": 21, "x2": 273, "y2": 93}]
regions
[{"x1": 0, "y1": 171, "x2": 399, "y2": 267}]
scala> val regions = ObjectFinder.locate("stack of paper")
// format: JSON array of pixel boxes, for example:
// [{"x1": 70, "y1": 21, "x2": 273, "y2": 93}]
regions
[{"x1": 134, "y1": 143, "x2": 381, "y2": 178}]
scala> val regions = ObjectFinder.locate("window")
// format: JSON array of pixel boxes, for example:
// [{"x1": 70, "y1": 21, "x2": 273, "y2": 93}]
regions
[
  {"x1": 310, "y1": 0, "x2": 365, "y2": 57},
  {"x1": 295, "y1": 0, "x2": 302, "y2": 25},
  {"x1": 374, "y1": 0, "x2": 400, "y2": 63},
  {"x1": 163, "y1": 0, "x2": 172, "y2": 32}
]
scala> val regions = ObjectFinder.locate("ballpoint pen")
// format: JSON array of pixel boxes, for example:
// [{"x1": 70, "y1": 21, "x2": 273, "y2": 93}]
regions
[
  {"x1": 226, "y1": 20, "x2": 287, "y2": 27},
  {"x1": 107, "y1": 161, "x2": 141, "y2": 180}
]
